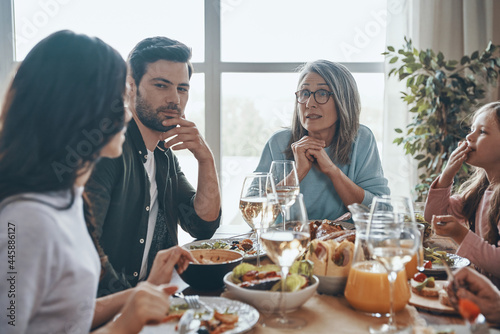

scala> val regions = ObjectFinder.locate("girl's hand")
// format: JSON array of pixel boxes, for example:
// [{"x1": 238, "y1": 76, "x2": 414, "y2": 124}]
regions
[
  {"x1": 438, "y1": 141, "x2": 471, "y2": 188},
  {"x1": 291, "y1": 136, "x2": 325, "y2": 181},
  {"x1": 431, "y1": 215, "x2": 469, "y2": 244}
]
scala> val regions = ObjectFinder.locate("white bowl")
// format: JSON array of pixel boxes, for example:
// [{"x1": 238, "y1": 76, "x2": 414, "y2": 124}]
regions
[
  {"x1": 316, "y1": 275, "x2": 347, "y2": 295},
  {"x1": 223, "y1": 272, "x2": 318, "y2": 313}
]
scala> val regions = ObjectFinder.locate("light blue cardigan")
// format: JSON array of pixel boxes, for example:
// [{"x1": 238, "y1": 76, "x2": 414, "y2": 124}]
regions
[{"x1": 254, "y1": 125, "x2": 390, "y2": 221}]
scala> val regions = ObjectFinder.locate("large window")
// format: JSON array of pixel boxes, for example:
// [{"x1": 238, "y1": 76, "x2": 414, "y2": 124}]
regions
[
  {"x1": 6, "y1": 0, "x2": 387, "y2": 227},
  {"x1": 13, "y1": 0, "x2": 205, "y2": 62}
]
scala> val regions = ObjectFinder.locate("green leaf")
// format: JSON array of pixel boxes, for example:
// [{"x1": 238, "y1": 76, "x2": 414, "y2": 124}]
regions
[
  {"x1": 418, "y1": 159, "x2": 430, "y2": 169},
  {"x1": 400, "y1": 73, "x2": 411, "y2": 80},
  {"x1": 460, "y1": 56, "x2": 470, "y2": 65},
  {"x1": 389, "y1": 56, "x2": 399, "y2": 64},
  {"x1": 393, "y1": 137, "x2": 403, "y2": 145},
  {"x1": 471, "y1": 51, "x2": 479, "y2": 60},
  {"x1": 395, "y1": 128, "x2": 403, "y2": 134},
  {"x1": 387, "y1": 46, "x2": 395, "y2": 52},
  {"x1": 406, "y1": 77, "x2": 415, "y2": 87}
]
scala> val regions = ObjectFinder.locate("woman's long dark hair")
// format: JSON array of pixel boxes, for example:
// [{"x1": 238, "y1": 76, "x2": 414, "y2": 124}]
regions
[
  {"x1": 0, "y1": 30, "x2": 127, "y2": 274},
  {"x1": 0, "y1": 30, "x2": 127, "y2": 204}
]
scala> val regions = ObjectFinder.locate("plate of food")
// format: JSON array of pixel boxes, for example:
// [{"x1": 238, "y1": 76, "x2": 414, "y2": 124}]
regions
[
  {"x1": 223, "y1": 260, "x2": 318, "y2": 313},
  {"x1": 140, "y1": 296, "x2": 260, "y2": 334},
  {"x1": 182, "y1": 237, "x2": 265, "y2": 260},
  {"x1": 409, "y1": 275, "x2": 457, "y2": 314},
  {"x1": 422, "y1": 248, "x2": 471, "y2": 277}
]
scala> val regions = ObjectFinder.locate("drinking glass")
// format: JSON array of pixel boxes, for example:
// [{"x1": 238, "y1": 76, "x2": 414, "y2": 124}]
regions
[
  {"x1": 366, "y1": 196, "x2": 420, "y2": 334},
  {"x1": 269, "y1": 160, "x2": 300, "y2": 227},
  {"x1": 239, "y1": 173, "x2": 280, "y2": 266},
  {"x1": 261, "y1": 194, "x2": 309, "y2": 329}
]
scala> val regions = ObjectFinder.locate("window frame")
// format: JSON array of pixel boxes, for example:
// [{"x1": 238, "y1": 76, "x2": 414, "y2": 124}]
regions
[
  {"x1": 0, "y1": 0, "x2": 385, "y2": 196},
  {"x1": 198, "y1": 0, "x2": 384, "y2": 181},
  {"x1": 0, "y1": 0, "x2": 14, "y2": 94}
]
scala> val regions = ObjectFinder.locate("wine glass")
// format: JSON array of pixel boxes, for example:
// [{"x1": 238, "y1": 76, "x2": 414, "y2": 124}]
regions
[
  {"x1": 261, "y1": 193, "x2": 309, "y2": 329},
  {"x1": 239, "y1": 173, "x2": 280, "y2": 266},
  {"x1": 366, "y1": 196, "x2": 420, "y2": 334},
  {"x1": 269, "y1": 160, "x2": 300, "y2": 227}
]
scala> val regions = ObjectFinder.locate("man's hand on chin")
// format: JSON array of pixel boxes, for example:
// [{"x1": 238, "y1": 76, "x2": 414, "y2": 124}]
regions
[{"x1": 160, "y1": 117, "x2": 214, "y2": 163}]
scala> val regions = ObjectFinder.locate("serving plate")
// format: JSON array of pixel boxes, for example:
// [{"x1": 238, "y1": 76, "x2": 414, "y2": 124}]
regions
[
  {"x1": 182, "y1": 237, "x2": 265, "y2": 260},
  {"x1": 140, "y1": 296, "x2": 260, "y2": 334},
  {"x1": 423, "y1": 253, "x2": 470, "y2": 278},
  {"x1": 409, "y1": 280, "x2": 456, "y2": 314}
]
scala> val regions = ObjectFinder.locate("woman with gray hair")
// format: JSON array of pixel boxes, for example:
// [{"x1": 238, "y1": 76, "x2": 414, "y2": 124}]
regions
[{"x1": 255, "y1": 60, "x2": 389, "y2": 220}]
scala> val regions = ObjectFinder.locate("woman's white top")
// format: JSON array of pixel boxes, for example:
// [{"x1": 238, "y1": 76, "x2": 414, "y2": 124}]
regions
[{"x1": 0, "y1": 187, "x2": 100, "y2": 334}]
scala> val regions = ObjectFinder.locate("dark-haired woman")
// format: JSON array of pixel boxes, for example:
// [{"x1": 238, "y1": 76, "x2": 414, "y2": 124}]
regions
[
  {"x1": 255, "y1": 60, "x2": 390, "y2": 220},
  {"x1": 0, "y1": 30, "x2": 192, "y2": 334}
]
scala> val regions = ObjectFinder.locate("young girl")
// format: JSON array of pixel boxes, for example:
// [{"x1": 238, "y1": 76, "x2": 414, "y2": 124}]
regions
[
  {"x1": 0, "y1": 30, "x2": 193, "y2": 334},
  {"x1": 424, "y1": 101, "x2": 500, "y2": 287}
]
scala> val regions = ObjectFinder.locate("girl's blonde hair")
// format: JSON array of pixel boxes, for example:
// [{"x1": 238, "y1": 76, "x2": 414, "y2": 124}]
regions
[{"x1": 459, "y1": 101, "x2": 500, "y2": 245}]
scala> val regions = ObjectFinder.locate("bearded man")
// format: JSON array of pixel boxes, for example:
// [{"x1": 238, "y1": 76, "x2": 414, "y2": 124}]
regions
[{"x1": 85, "y1": 37, "x2": 221, "y2": 296}]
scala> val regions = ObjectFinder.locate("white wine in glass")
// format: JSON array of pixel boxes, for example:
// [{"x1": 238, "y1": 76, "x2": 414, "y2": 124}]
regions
[
  {"x1": 261, "y1": 193, "x2": 309, "y2": 329},
  {"x1": 239, "y1": 173, "x2": 280, "y2": 266},
  {"x1": 269, "y1": 160, "x2": 300, "y2": 225}
]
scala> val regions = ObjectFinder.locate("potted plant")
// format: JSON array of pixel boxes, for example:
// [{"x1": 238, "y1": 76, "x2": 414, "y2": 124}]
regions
[{"x1": 384, "y1": 38, "x2": 500, "y2": 201}]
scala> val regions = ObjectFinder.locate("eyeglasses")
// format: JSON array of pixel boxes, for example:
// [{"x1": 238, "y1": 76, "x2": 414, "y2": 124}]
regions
[{"x1": 295, "y1": 89, "x2": 334, "y2": 105}]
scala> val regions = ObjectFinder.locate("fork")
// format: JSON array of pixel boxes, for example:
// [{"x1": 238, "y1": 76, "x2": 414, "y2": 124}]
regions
[
  {"x1": 186, "y1": 295, "x2": 214, "y2": 313},
  {"x1": 440, "y1": 257, "x2": 458, "y2": 295},
  {"x1": 185, "y1": 295, "x2": 201, "y2": 310},
  {"x1": 175, "y1": 292, "x2": 214, "y2": 313},
  {"x1": 173, "y1": 291, "x2": 198, "y2": 310}
]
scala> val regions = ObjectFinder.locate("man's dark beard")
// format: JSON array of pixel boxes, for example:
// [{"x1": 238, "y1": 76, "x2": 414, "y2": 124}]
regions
[{"x1": 135, "y1": 94, "x2": 179, "y2": 132}]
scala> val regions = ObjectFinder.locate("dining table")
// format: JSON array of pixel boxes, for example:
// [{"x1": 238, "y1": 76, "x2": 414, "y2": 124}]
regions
[{"x1": 145, "y1": 224, "x2": 499, "y2": 334}]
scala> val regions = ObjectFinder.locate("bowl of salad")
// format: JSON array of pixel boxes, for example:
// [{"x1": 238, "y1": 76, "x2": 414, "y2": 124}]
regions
[{"x1": 223, "y1": 260, "x2": 318, "y2": 313}]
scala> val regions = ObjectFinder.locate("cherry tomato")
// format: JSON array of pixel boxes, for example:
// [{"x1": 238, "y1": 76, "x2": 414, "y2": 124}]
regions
[
  {"x1": 423, "y1": 261, "x2": 432, "y2": 269},
  {"x1": 413, "y1": 272, "x2": 427, "y2": 282}
]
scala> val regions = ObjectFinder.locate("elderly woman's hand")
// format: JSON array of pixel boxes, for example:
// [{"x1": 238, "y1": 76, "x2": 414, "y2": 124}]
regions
[
  {"x1": 306, "y1": 147, "x2": 338, "y2": 177},
  {"x1": 291, "y1": 136, "x2": 325, "y2": 180}
]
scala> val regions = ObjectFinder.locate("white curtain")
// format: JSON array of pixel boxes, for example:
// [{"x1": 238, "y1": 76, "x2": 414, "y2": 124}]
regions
[{"x1": 383, "y1": 0, "x2": 500, "y2": 200}]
